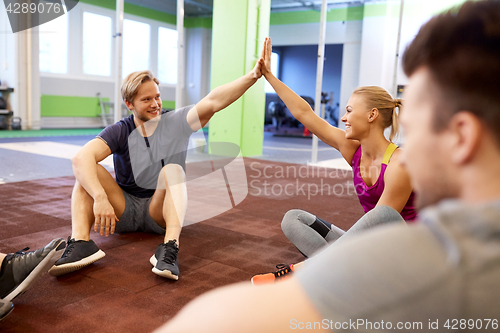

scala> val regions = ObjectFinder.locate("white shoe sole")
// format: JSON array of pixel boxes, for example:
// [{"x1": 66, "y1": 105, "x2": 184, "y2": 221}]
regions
[
  {"x1": 48, "y1": 250, "x2": 105, "y2": 277},
  {"x1": 3, "y1": 238, "x2": 66, "y2": 301},
  {"x1": 150, "y1": 255, "x2": 178, "y2": 280}
]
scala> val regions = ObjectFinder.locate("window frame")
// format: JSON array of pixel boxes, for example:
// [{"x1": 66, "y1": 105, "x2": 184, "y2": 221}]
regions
[{"x1": 38, "y1": 2, "x2": 178, "y2": 87}]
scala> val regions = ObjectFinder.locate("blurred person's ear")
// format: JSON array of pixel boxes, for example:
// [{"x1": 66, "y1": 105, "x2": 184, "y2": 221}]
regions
[{"x1": 447, "y1": 111, "x2": 482, "y2": 165}]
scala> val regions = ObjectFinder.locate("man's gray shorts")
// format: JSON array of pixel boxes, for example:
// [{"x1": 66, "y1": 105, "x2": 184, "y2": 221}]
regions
[{"x1": 114, "y1": 190, "x2": 166, "y2": 235}]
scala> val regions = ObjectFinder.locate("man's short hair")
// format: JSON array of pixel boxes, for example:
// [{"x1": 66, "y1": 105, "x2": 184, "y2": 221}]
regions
[
  {"x1": 121, "y1": 70, "x2": 160, "y2": 104},
  {"x1": 402, "y1": 0, "x2": 500, "y2": 145}
]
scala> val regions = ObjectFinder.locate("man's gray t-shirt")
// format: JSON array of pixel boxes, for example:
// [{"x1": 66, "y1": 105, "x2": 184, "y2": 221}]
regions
[
  {"x1": 296, "y1": 199, "x2": 500, "y2": 331},
  {"x1": 97, "y1": 106, "x2": 195, "y2": 198}
]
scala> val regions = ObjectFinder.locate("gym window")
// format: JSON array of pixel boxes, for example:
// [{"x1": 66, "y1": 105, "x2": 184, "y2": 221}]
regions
[
  {"x1": 39, "y1": 12, "x2": 68, "y2": 74},
  {"x1": 82, "y1": 12, "x2": 112, "y2": 76},
  {"x1": 122, "y1": 19, "x2": 151, "y2": 78},
  {"x1": 157, "y1": 27, "x2": 178, "y2": 85}
]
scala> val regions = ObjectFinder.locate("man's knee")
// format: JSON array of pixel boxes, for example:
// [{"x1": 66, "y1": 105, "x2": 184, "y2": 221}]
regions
[
  {"x1": 73, "y1": 164, "x2": 119, "y2": 198},
  {"x1": 162, "y1": 163, "x2": 184, "y2": 176},
  {"x1": 158, "y1": 164, "x2": 186, "y2": 188}
]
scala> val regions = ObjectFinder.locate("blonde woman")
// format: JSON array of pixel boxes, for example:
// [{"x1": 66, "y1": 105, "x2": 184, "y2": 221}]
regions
[{"x1": 252, "y1": 38, "x2": 417, "y2": 284}]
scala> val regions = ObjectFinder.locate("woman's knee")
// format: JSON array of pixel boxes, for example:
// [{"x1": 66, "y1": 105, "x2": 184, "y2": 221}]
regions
[
  {"x1": 281, "y1": 209, "x2": 315, "y2": 232},
  {"x1": 365, "y1": 205, "x2": 405, "y2": 225}
]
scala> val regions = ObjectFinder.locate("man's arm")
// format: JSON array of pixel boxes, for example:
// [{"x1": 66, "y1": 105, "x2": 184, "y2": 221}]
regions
[
  {"x1": 72, "y1": 138, "x2": 118, "y2": 236},
  {"x1": 155, "y1": 278, "x2": 326, "y2": 333},
  {"x1": 186, "y1": 62, "x2": 262, "y2": 131}
]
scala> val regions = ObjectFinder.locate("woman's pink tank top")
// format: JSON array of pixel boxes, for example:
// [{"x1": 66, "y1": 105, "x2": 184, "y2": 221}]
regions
[{"x1": 351, "y1": 143, "x2": 417, "y2": 221}]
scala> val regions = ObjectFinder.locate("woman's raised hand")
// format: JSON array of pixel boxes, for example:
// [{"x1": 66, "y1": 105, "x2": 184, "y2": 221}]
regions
[{"x1": 259, "y1": 37, "x2": 272, "y2": 77}]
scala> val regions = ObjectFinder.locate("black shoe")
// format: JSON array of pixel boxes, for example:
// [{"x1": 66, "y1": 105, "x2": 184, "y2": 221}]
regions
[
  {"x1": 0, "y1": 238, "x2": 65, "y2": 301},
  {"x1": 150, "y1": 240, "x2": 179, "y2": 280},
  {"x1": 0, "y1": 300, "x2": 14, "y2": 321},
  {"x1": 48, "y1": 237, "x2": 105, "y2": 277}
]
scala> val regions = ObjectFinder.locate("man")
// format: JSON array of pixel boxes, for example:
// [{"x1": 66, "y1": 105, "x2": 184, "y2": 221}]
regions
[
  {"x1": 156, "y1": 0, "x2": 500, "y2": 331},
  {"x1": 1, "y1": 238, "x2": 65, "y2": 320},
  {"x1": 49, "y1": 61, "x2": 263, "y2": 280}
]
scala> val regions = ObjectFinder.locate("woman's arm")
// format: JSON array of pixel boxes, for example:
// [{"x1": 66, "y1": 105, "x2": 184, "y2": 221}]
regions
[
  {"x1": 260, "y1": 38, "x2": 359, "y2": 162},
  {"x1": 377, "y1": 149, "x2": 413, "y2": 213}
]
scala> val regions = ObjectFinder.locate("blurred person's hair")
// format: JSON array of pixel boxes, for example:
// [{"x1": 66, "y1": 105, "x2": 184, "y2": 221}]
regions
[{"x1": 402, "y1": 0, "x2": 500, "y2": 146}]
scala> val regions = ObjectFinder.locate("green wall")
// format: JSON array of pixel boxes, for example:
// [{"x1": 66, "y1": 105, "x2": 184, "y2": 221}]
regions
[
  {"x1": 41, "y1": 95, "x2": 105, "y2": 117},
  {"x1": 270, "y1": 6, "x2": 363, "y2": 25},
  {"x1": 209, "y1": 0, "x2": 270, "y2": 157},
  {"x1": 41, "y1": 95, "x2": 175, "y2": 117}
]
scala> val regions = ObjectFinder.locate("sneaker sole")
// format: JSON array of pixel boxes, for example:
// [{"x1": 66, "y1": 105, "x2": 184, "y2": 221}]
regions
[
  {"x1": 3, "y1": 238, "x2": 66, "y2": 302},
  {"x1": 251, "y1": 276, "x2": 274, "y2": 286},
  {"x1": 0, "y1": 301, "x2": 14, "y2": 321},
  {"x1": 149, "y1": 255, "x2": 179, "y2": 280},
  {"x1": 48, "y1": 250, "x2": 105, "y2": 277}
]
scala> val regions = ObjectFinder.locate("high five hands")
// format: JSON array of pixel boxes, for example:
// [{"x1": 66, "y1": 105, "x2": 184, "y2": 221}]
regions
[
  {"x1": 252, "y1": 37, "x2": 273, "y2": 79},
  {"x1": 259, "y1": 37, "x2": 272, "y2": 77}
]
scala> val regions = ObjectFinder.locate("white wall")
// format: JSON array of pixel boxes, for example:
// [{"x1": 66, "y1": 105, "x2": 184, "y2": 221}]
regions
[
  {"x1": 357, "y1": 4, "x2": 400, "y2": 92},
  {"x1": 271, "y1": 21, "x2": 349, "y2": 46}
]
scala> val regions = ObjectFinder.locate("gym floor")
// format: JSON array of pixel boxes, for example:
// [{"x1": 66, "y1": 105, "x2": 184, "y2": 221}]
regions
[
  {"x1": 0, "y1": 130, "x2": 347, "y2": 184},
  {"x1": 0, "y1": 128, "x2": 359, "y2": 332}
]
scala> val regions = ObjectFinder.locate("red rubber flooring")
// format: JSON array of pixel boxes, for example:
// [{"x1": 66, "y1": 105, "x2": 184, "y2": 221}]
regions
[{"x1": 0, "y1": 158, "x2": 363, "y2": 332}]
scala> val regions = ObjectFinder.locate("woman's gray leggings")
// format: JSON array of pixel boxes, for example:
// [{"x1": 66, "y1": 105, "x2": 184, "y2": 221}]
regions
[{"x1": 281, "y1": 205, "x2": 406, "y2": 258}]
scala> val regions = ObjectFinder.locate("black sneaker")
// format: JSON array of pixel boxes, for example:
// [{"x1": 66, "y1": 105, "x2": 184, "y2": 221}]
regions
[
  {"x1": 150, "y1": 240, "x2": 179, "y2": 280},
  {"x1": 48, "y1": 237, "x2": 105, "y2": 277},
  {"x1": 0, "y1": 300, "x2": 14, "y2": 321},
  {"x1": 0, "y1": 238, "x2": 65, "y2": 301}
]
